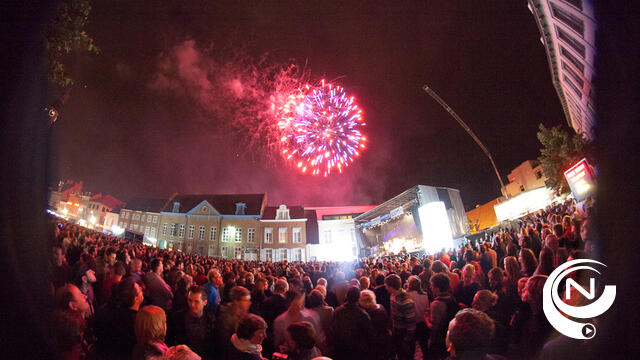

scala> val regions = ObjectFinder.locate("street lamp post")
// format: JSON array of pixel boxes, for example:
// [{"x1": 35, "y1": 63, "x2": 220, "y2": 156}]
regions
[{"x1": 422, "y1": 85, "x2": 508, "y2": 199}]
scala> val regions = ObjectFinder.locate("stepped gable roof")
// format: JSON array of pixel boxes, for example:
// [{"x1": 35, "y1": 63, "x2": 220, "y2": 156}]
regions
[
  {"x1": 90, "y1": 193, "x2": 125, "y2": 209},
  {"x1": 162, "y1": 193, "x2": 266, "y2": 215},
  {"x1": 124, "y1": 197, "x2": 169, "y2": 213},
  {"x1": 261, "y1": 205, "x2": 305, "y2": 220}
]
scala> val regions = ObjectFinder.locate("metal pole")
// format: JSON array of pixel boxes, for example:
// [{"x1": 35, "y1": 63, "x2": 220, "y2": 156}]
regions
[{"x1": 422, "y1": 85, "x2": 508, "y2": 199}]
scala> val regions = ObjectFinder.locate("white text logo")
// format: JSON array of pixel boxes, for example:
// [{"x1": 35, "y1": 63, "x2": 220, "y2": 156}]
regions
[{"x1": 543, "y1": 259, "x2": 616, "y2": 339}]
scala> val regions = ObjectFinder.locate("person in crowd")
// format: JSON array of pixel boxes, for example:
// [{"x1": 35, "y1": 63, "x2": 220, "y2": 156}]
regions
[
  {"x1": 55, "y1": 283, "x2": 92, "y2": 319},
  {"x1": 427, "y1": 273, "x2": 458, "y2": 359},
  {"x1": 407, "y1": 275, "x2": 429, "y2": 359},
  {"x1": 273, "y1": 290, "x2": 325, "y2": 355},
  {"x1": 533, "y1": 247, "x2": 555, "y2": 276},
  {"x1": 454, "y1": 264, "x2": 481, "y2": 308},
  {"x1": 250, "y1": 277, "x2": 268, "y2": 316},
  {"x1": 518, "y1": 249, "x2": 538, "y2": 278},
  {"x1": 511, "y1": 275, "x2": 552, "y2": 359},
  {"x1": 52, "y1": 245, "x2": 72, "y2": 289},
  {"x1": 171, "y1": 275, "x2": 194, "y2": 314},
  {"x1": 306, "y1": 289, "x2": 333, "y2": 341},
  {"x1": 167, "y1": 286, "x2": 215, "y2": 359},
  {"x1": 385, "y1": 274, "x2": 416, "y2": 360},
  {"x1": 126, "y1": 258, "x2": 146, "y2": 287},
  {"x1": 51, "y1": 308, "x2": 87, "y2": 360},
  {"x1": 214, "y1": 286, "x2": 252, "y2": 359},
  {"x1": 358, "y1": 276, "x2": 370, "y2": 291},
  {"x1": 95, "y1": 246, "x2": 117, "y2": 284},
  {"x1": 94, "y1": 278, "x2": 144, "y2": 359},
  {"x1": 317, "y1": 278, "x2": 338, "y2": 308},
  {"x1": 331, "y1": 286, "x2": 373, "y2": 360},
  {"x1": 203, "y1": 269, "x2": 222, "y2": 314},
  {"x1": 260, "y1": 278, "x2": 288, "y2": 357},
  {"x1": 331, "y1": 271, "x2": 349, "y2": 306},
  {"x1": 373, "y1": 273, "x2": 391, "y2": 313},
  {"x1": 445, "y1": 309, "x2": 504, "y2": 360},
  {"x1": 72, "y1": 262, "x2": 96, "y2": 317},
  {"x1": 228, "y1": 314, "x2": 268, "y2": 360},
  {"x1": 358, "y1": 289, "x2": 392, "y2": 360},
  {"x1": 145, "y1": 258, "x2": 173, "y2": 311},
  {"x1": 101, "y1": 260, "x2": 126, "y2": 304},
  {"x1": 431, "y1": 260, "x2": 460, "y2": 294},
  {"x1": 285, "y1": 322, "x2": 322, "y2": 360},
  {"x1": 133, "y1": 305, "x2": 168, "y2": 360},
  {"x1": 163, "y1": 345, "x2": 202, "y2": 360}
]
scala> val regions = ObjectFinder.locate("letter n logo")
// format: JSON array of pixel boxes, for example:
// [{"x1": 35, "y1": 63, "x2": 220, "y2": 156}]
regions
[{"x1": 566, "y1": 278, "x2": 595, "y2": 300}]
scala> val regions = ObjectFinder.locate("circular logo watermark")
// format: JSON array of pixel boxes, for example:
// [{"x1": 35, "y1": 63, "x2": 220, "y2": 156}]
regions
[{"x1": 543, "y1": 259, "x2": 616, "y2": 339}]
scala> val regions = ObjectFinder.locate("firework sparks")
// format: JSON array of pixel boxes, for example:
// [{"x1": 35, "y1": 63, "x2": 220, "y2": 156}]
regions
[{"x1": 278, "y1": 80, "x2": 367, "y2": 176}]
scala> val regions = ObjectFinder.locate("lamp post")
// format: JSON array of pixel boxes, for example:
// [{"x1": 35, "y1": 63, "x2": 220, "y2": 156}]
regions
[{"x1": 422, "y1": 85, "x2": 508, "y2": 199}]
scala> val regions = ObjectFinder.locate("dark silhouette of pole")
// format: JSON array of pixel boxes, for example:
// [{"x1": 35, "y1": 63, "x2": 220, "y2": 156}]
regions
[{"x1": 422, "y1": 85, "x2": 508, "y2": 199}]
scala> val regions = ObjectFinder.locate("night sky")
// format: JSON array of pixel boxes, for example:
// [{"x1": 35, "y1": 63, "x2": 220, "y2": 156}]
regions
[{"x1": 50, "y1": 0, "x2": 566, "y2": 209}]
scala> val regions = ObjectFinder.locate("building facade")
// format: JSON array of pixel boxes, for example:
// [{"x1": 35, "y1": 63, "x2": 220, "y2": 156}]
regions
[
  {"x1": 119, "y1": 198, "x2": 168, "y2": 245},
  {"x1": 305, "y1": 206, "x2": 376, "y2": 261},
  {"x1": 259, "y1": 205, "x2": 307, "y2": 262},
  {"x1": 501, "y1": 160, "x2": 548, "y2": 198},
  {"x1": 528, "y1": 0, "x2": 597, "y2": 139},
  {"x1": 157, "y1": 194, "x2": 267, "y2": 259}
]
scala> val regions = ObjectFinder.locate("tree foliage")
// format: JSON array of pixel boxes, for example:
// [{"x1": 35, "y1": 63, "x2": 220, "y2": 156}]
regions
[
  {"x1": 45, "y1": 0, "x2": 99, "y2": 87},
  {"x1": 537, "y1": 124, "x2": 592, "y2": 195}
]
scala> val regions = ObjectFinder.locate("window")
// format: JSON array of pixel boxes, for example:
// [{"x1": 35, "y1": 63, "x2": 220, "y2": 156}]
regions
[
  {"x1": 208, "y1": 245, "x2": 215, "y2": 257},
  {"x1": 556, "y1": 26, "x2": 585, "y2": 58},
  {"x1": 323, "y1": 230, "x2": 332, "y2": 244},
  {"x1": 119, "y1": 221, "x2": 123, "y2": 227},
  {"x1": 264, "y1": 228, "x2": 273, "y2": 243},
  {"x1": 247, "y1": 228, "x2": 256, "y2": 243},
  {"x1": 123, "y1": 222, "x2": 128, "y2": 228},
  {"x1": 153, "y1": 216, "x2": 158, "y2": 223},
  {"x1": 133, "y1": 224, "x2": 138, "y2": 230},
  {"x1": 560, "y1": 46, "x2": 584, "y2": 73},
  {"x1": 235, "y1": 248, "x2": 243, "y2": 260},
  {"x1": 561, "y1": 61, "x2": 584, "y2": 88},
  {"x1": 221, "y1": 246, "x2": 228, "y2": 257},
  {"x1": 151, "y1": 227, "x2": 156, "y2": 237},
  {"x1": 536, "y1": 170, "x2": 543, "y2": 180},
  {"x1": 550, "y1": 2, "x2": 584, "y2": 36},
  {"x1": 188, "y1": 225, "x2": 195, "y2": 239},
  {"x1": 141, "y1": 215, "x2": 146, "y2": 222},
  {"x1": 280, "y1": 248, "x2": 287, "y2": 261},
  {"x1": 145, "y1": 226, "x2": 150, "y2": 235},
  {"x1": 170, "y1": 223, "x2": 176, "y2": 237},
  {"x1": 210, "y1": 227, "x2": 217, "y2": 241},
  {"x1": 292, "y1": 227, "x2": 301, "y2": 243},
  {"x1": 222, "y1": 227, "x2": 230, "y2": 242},
  {"x1": 134, "y1": 213, "x2": 140, "y2": 220},
  {"x1": 520, "y1": 185, "x2": 526, "y2": 192},
  {"x1": 124, "y1": 212, "x2": 129, "y2": 219},
  {"x1": 162, "y1": 223, "x2": 168, "y2": 236},
  {"x1": 294, "y1": 248, "x2": 302, "y2": 261},
  {"x1": 265, "y1": 249, "x2": 272, "y2": 262},
  {"x1": 199, "y1": 226, "x2": 205, "y2": 240},
  {"x1": 235, "y1": 228, "x2": 242, "y2": 243},
  {"x1": 279, "y1": 228, "x2": 287, "y2": 243},
  {"x1": 563, "y1": 75, "x2": 582, "y2": 98},
  {"x1": 178, "y1": 224, "x2": 185, "y2": 238},
  {"x1": 168, "y1": 241, "x2": 173, "y2": 250}
]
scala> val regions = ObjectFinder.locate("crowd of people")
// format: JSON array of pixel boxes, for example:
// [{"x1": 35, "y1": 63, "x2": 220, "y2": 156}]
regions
[{"x1": 48, "y1": 199, "x2": 596, "y2": 360}]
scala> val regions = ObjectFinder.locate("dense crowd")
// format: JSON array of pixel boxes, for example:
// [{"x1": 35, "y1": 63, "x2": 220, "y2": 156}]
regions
[{"x1": 49, "y1": 199, "x2": 596, "y2": 360}]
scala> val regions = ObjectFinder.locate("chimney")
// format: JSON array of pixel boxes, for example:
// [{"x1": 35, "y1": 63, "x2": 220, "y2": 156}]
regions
[{"x1": 172, "y1": 202, "x2": 180, "y2": 213}]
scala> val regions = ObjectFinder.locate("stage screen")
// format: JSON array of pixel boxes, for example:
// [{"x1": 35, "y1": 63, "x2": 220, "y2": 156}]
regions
[{"x1": 418, "y1": 201, "x2": 454, "y2": 254}]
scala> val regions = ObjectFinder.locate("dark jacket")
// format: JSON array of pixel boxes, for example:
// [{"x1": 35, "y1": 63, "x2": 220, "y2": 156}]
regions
[
  {"x1": 331, "y1": 303, "x2": 374, "y2": 360},
  {"x1": 167, "y1": 310, "x2": 216, "y2": 359},
  {"x1": 144, "y1": 272, "x2": 173, "y2": 311}
]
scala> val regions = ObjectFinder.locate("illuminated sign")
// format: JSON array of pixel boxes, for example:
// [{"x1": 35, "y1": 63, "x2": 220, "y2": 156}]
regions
[
  {"x1": 564, "y1": 158, "x2": 596, "y2": 202},
  {"x1": 494, "y1": 187, "x2": 555, "y2": 222}
]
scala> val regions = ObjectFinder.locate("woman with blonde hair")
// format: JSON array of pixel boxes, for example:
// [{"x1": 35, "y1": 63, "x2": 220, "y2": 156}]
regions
[
  {"x1": 133, "y1": 305, "x2": 168, "y2": 359},
  {"x1": 358, "y1": 289, "x2": 392, "y2": 360}
]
